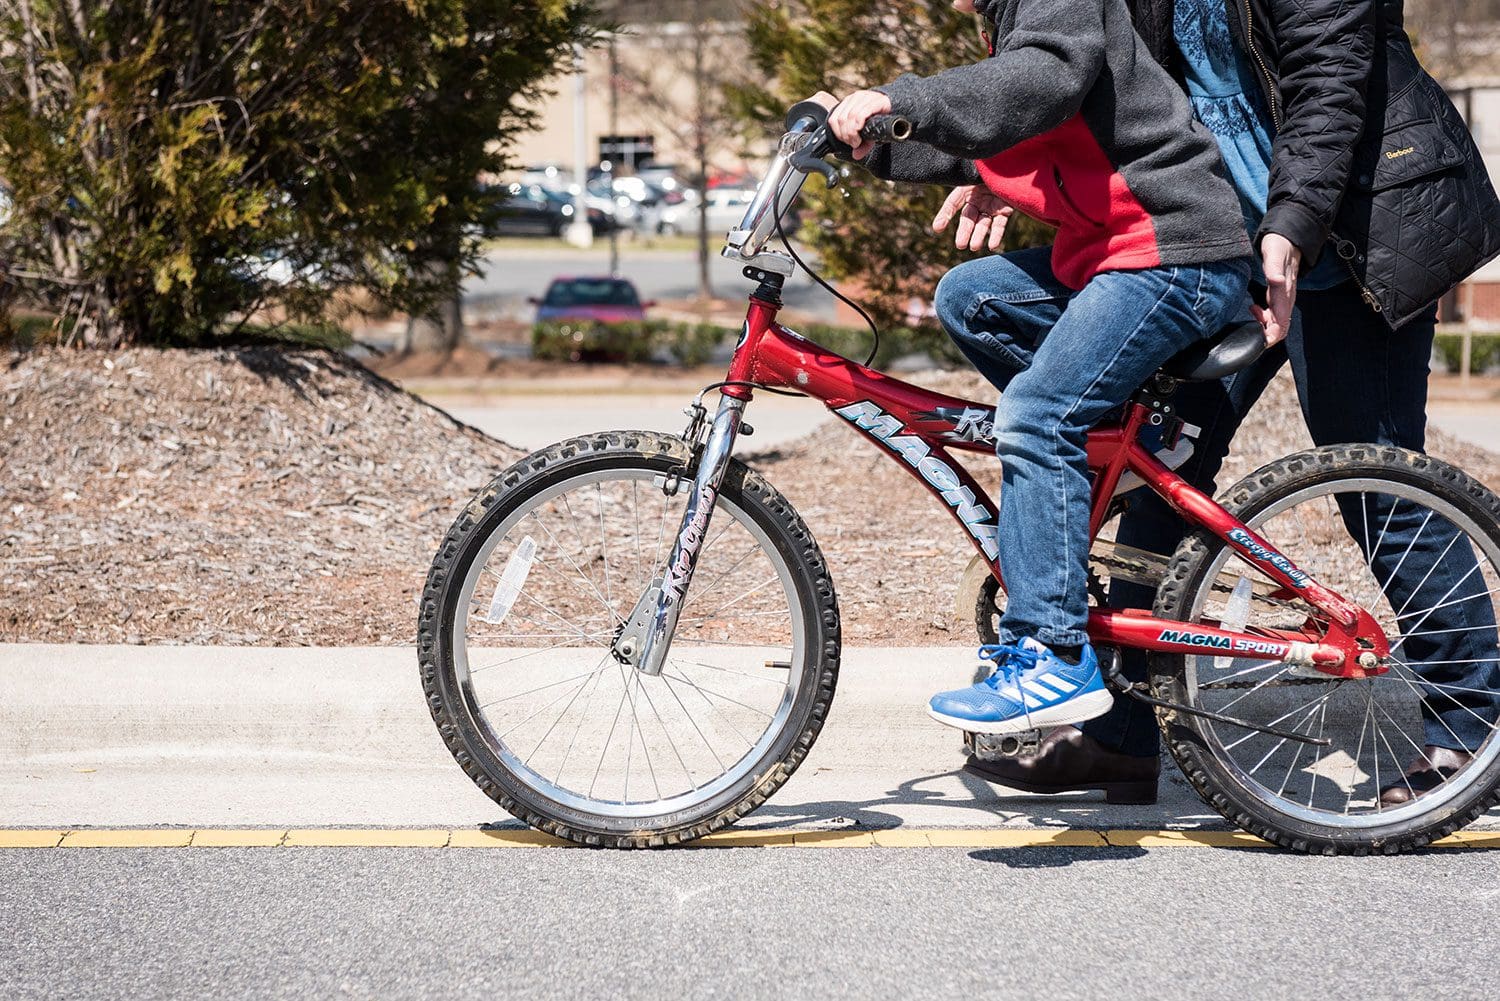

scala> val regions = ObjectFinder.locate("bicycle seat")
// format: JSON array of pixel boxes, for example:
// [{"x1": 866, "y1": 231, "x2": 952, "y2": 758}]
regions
[{"x1": 1161, "y1": 321, "x2": 1267, "y2": 382}]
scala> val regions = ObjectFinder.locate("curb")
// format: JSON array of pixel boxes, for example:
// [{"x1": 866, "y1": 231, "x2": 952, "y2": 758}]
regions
[{"x1": 5, "y1": 827, "x2": 1499, "y2": 850}]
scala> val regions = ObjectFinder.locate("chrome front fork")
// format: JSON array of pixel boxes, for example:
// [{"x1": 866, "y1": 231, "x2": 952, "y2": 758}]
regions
[{"x1": 613, "y1": 395, "x2": 746, "y2": 677}]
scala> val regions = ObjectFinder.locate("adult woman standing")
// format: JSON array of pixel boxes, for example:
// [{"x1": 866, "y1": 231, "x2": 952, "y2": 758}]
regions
[{"x1": 958, "y1": 0, "x2": 1500, "y2": 804}]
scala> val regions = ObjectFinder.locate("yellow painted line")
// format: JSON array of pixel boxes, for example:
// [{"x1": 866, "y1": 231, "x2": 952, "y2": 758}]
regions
[
  {"x1": 61, "y1": 829, "x2": 194, "y2": 848},
  {"x1": 0, "y1": 830, "x2": 66, "y2": 848},
  {"x1": 4, "y1": 827, "x2": 1497, "y2": 849},
  {"x1": 791, "y1": 830, "x2": 876, "y2": 847},
  {"x1": 926, "y1": 828, "x2": 1109, "y2": 848},
  {"x1": 1432, "y1": 830, "x2": 1500, "y2": 848},
  {"x1": 447, "y1": 829, "x2": 571, "y2": 848},
  {"x1": 283, "y1": 829, "x2": 451, "y2": 848},
  {"x1": 695, "y1": 828, "x2": 799, "y2": 848},
  {"x1": 1104, "y1": 830, "x2": 1271, "y2": 849},
  {"x1": 871, "y1": 829, "x2": 934, "y2": 847},
  {"x1": 191, "y1": 829, "x2": 289, "y2": 848}
]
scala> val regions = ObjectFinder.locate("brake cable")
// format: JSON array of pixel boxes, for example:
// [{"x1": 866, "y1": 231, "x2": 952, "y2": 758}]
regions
[{"x1": 772, "y1": 138, "x2": 885, "y2": 369}]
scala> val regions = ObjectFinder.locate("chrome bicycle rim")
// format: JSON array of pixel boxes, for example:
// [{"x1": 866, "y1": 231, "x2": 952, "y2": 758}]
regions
[
  {"x1": 451, "y1": 467, "x2": 806, "y2": 823},
  {"x1": 1183, "y1": 478, "x2": 1500, "y2": 829}
]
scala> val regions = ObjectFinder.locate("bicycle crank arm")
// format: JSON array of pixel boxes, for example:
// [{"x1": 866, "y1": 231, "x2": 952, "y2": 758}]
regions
[
  {"x1": 621, "y1": 396, "x2": 745, "y2": 677},
  {"x1": 1101, "y1": 650, "x2": 1331, "y2": 748}
]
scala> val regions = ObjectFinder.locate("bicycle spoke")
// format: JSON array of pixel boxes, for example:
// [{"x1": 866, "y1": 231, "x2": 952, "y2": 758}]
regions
[
  {"x1": 658, "y1": 668, "x2": 729, "y2": 771},
  {"x1": 1390, "y1": 531, "x2": 1469, "y2": 622},
  {"x1": 1381, "y1": 661, "x2": 1478, "y2": 751},
  {"x1": 521, "y1": 509, "x2": 623, "y2": 625},
  {"x1": 1375, "y1": 509, "x2": 1431, "y2": 602},
  {"x1": 688, "y1": 574, "x2": 782, "y2": 625},
  {"x1": 1342, "y1": 686, "x2": 1374, "y2": 815},
  {"x1": 596, "y1": 483, "x2": 614, "y2": 614},
  {"x1": 631, "y1": 479, "x2": 644, "y2": 594},
  {"x1": 663, "y1": 670, "x2": 756, "y2": 748},
  {"x1": 1215, "y1": 663, "x2": 1301, "y2": 716},
  {"x1": 1272, "y1": 698, "x2": 1330, "y2": 796},
  {"x1": 554, "y1": 665, "x2": 609, "y2": 785},
  {"x1": 469, "y1": 633, "x2": 612, "y2": 675},
  {"x1": 664, "y1": 667, "x2": 775, "y2": 719},
  {"x1": 495, "y1": 669, "x2": 601, "y2": 737},
  {"x1": 1386, "y1": 659, "x2": 1500, "y2": 733},
  {"x1": 588, "y1": 669, "x2": 629, "y2": 799},
  {"x1": 1221, "y1": 681, "x2": 1342, "y2": 753},
  {"x1": 525, "y1": 654, "x2": 612, "y2": 764},
  {"x1": 674, "y1": 657, "x2": 792, "y2": 685},
  {"x1": 478, "y1": 666, "x2": 604, "y2": 709},
  {"x1": 634, "y1": 674, "x2": 700, "y2": 791},
  {"x1": 1307, "y1": 695, "x2": 1332, "y2": 809}
]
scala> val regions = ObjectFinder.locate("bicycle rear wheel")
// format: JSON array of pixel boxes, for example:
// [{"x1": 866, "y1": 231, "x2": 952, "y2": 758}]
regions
[
  {"x1": 1153, "y1": 445, "x2": 1500, "y2": 854},
  {"x1": 419, "y1": 431, "x2": 840, "y2": 847}
]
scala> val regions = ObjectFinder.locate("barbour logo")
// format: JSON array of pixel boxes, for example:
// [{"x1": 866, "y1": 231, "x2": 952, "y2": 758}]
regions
[{"x1": 1385, "y1": 146, "x2": 1416, "y2": 160}]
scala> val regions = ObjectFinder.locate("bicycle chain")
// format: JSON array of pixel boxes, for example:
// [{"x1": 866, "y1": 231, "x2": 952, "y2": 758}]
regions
[{"x1": 1088, "y1": 550, "x2": 1334, "y2": 690}]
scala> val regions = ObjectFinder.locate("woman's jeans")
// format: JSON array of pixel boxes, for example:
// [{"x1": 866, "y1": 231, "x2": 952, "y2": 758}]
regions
[
  {"x1": 1082, "y1": 281, "x2": 1500, "y2": 756},
  {"x1": 934, "y1": 246, "x2": 1252, "y2": 649}
]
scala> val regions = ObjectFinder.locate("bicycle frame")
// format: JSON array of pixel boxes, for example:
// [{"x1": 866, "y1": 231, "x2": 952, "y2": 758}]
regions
[
  {"x1": 703, "y1": 291, "x2": 1392, "y2": 679},
  {"x1": 618, "y1": 107, "x2": 1389, "y2": 682}
]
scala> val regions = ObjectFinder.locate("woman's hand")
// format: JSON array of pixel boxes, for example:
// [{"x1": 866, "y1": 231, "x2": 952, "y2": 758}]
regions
[
  {"x1": 932, "y1": 185, "x2": 1014, "y2": 253},
  {"x1": 828, "y1": 89, "x2": 893, "y2": 159},
  {"x1": 1252, "y1": 233, "x2": 1302, "y2": 348}
]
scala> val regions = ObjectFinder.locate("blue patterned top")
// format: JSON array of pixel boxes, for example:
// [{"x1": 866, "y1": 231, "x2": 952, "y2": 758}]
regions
[{"x1": 1174, "y1": 0, "x2": 1345, "y2": 289}]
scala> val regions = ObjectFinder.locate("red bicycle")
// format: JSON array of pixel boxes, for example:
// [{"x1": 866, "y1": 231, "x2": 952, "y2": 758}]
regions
[{"x1": 420, "y1": 106, "x2": 1500, "y2": 852}]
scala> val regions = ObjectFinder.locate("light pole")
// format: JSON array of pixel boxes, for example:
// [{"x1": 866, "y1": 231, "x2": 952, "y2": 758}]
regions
[
  {"x1": 565, "y1": 42, "x2": 594, "y2": 248},
  {"x1": 608, "y1": 33, "x2": 620, "y2": 275}
]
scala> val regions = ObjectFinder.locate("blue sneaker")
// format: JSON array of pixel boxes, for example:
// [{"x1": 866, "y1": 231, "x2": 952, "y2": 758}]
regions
[{"x1": 928, "y1": 638, "x2": 1113, "y2": 734}]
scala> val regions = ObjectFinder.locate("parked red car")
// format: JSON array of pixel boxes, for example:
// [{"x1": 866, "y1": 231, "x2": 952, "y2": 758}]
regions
[{"x1": 530, "y1": 276, "x2": 655, "y2": 325}]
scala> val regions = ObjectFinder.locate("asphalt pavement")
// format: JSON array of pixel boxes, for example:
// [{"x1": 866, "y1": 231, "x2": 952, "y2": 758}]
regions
[
  {"x1": 463, "y1": 244, "x2": 840, "y2": 322},
  {"x1": 5, "y1": 846, "x2": 1497, "y2": 1000},
  {"x1": 6, "y1": 642, "x2": 1500, "y2": 999}
]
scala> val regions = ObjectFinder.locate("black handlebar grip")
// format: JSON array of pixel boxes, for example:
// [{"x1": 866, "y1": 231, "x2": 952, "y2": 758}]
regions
[{"x1": 860, "y1": 115, "x2": 913, "y2": 143}]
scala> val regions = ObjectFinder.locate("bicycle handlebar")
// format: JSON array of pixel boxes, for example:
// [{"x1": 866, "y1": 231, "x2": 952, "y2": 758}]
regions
[{"x1": 724, "y1": 104, "x2": 915, "y2": 262}]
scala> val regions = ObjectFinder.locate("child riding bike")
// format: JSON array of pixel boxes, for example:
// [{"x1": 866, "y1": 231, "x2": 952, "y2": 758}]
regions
[{"x1": 819, "y1": 0, "x2": 1253, "y2": 735}]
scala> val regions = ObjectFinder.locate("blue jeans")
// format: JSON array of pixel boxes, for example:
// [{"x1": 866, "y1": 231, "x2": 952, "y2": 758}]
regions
[
  {"x1": 1086, "y1": 280, "x2": 1500, "y2": 756},
  {"x1": 934, "y1": 247, "x2": 1252, "y2": 649}
]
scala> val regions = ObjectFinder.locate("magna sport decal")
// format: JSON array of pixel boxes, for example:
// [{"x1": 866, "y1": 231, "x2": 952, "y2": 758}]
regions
[
  {"x1": 835, "y1": 401, "x2": 1001, "y2": 561},
  {"x1": 1157, "y1": 629, "x2": 1288, "y2": 657}
]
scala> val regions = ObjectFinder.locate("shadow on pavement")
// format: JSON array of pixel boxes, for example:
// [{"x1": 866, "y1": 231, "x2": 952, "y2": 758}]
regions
[
  {"x1": 967, "y1": 846, "x2": 1149, "y2": 867},
  {"x1": 746, "y1": 766, "x2": 1228, "y2": 833}
]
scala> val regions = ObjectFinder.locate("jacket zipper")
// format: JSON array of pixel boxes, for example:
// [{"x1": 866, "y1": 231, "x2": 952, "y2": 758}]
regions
[
  {"x1": 1243, "y1": 0, "x2": 1381, "y2": 314},
  {"x1": 1243, "y1": 0, "x2": 1281, "y2": 128},
  {"x1": 1334, "y1": 237, "x2": 1383, "y2": 313}
]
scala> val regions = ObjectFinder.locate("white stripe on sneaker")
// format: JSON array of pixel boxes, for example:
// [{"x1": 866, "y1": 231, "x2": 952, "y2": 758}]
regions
[
  {"x1": 1022, "y1": 679, "x2": 1060, "y2": 702},
  {"x1": 1036, "y1": 675, "x2": 1077, "y2": 695}
]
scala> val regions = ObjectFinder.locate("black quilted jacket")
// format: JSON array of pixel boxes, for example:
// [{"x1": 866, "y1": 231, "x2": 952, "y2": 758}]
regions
[{"x1": 1130, "y1": 0, "x2": 1500, "y2": 329}]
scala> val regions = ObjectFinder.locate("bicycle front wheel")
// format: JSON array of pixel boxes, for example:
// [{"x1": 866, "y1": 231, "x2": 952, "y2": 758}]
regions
[
  {"x1": 1154, "y1": 445, "x2": 1500, "y2": 854},
  {"x1": 419, "y1": 431, "x2": 840, "y2": 847}
]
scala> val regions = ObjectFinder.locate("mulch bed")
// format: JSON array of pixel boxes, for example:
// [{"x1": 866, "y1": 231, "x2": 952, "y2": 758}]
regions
[{"x1": 4, "y1": 349, "x2": 1498, "y2": 646}]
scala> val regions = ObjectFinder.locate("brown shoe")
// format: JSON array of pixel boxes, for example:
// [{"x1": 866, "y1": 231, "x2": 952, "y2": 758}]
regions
[
  {"x1": 1379, "y1": 746, "x2": 1472, "y2": 806},
  {"x1": 963, "y1": 727, "x2": 1160, "y2": 805}
]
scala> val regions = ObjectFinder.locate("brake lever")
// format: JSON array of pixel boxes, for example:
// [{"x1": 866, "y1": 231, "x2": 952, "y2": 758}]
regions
[{"x1": 787, "y1": 126, "x2": 841, "y2": 189}]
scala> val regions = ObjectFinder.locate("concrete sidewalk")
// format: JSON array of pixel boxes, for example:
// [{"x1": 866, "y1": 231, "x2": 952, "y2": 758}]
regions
[{"x1": 3, "y1": 644, "x2": 1494, "y2": 833}]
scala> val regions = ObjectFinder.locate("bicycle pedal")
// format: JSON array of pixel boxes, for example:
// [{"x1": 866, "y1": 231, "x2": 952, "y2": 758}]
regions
[{"x1": 965, "y1": 729, "x2": 1043, "y2": 761}]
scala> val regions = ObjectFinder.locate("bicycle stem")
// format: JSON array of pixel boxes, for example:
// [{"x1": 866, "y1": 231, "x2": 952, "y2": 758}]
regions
[{"x1": 629, "y1": 395, "x2": 747, "y2": 677}]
